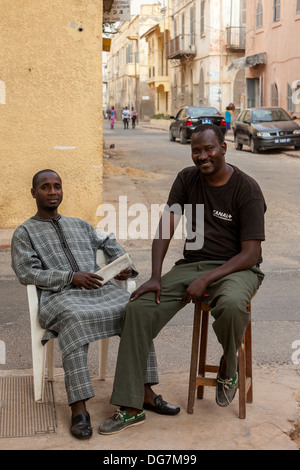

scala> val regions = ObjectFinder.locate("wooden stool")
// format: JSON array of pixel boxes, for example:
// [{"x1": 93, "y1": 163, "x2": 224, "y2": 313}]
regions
[{"x1": 187, "y1": 298, "x2": 254, "y2": 419}]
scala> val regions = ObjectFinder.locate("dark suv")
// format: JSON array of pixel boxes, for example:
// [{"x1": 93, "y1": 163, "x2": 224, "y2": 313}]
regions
[{"x1": 169, "y1": 106, "x2": 226, "y2": 144}]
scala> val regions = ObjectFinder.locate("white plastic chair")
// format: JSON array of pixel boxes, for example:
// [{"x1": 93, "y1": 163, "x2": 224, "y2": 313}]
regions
[{"x1": 26, "y1": 250, "x2": 136, "y2": 403}]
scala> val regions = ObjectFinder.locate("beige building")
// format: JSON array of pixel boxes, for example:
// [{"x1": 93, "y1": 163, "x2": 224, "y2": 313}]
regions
[
  {"x1": 141, "y1": 8, "x2": 172, "y2": 117},
  {"x1": 165, "y1": 0, "x2": 247, "y2": 116},
  {"x1": 0, "y1": 1, "x2": 103, "y2": 229},
  {"x1": 242, "y1": 0, "x2": 300, "y2": 112}
]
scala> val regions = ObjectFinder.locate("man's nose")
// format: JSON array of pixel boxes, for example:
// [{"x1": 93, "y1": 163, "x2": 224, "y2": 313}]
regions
[{"x1": 197, "y1": 150, "x2": 208, "y2": 160}]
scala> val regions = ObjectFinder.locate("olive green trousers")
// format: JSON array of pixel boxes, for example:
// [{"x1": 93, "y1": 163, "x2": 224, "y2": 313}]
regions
[{"x1": 110, "y1": 260, "x2": 264, "y2": 410}]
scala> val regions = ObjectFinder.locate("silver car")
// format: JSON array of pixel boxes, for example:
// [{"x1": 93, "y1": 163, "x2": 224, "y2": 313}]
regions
[{"x1": 233, "y1": 107, "x2": 300, "y2": 153}]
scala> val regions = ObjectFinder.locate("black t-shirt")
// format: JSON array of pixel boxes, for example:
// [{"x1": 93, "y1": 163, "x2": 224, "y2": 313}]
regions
[{"x1": 166, "y1": 164, "x2": 266, "y2": 265}]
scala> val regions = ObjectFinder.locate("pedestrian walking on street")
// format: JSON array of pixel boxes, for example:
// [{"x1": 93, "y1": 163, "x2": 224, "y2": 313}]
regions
[
  {"x1": 225, "y1": 106, "x2": 232, "y2": 131},
  {"x1": 122, "y1": 106, "x2": 130, "y2": 129},
  {"x1": 110, "y1": 106, "x2": 116, "y2": 129},
  {"x1": 131, "y1": 107, "x2": 138, "y2": 129}
]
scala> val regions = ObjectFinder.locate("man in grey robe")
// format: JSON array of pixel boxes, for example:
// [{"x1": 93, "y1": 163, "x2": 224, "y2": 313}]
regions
[{"x1": 11, "y1": 169, "x2": 179, "y2": 439}]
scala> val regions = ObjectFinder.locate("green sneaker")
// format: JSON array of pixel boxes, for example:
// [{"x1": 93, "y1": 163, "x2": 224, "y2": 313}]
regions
[
  {"x1": 98, "y1": 409, "x2": 145, "y2": 435},
  {"x1": 216, "y1": 371, "x2": 238, "y2": 407}
]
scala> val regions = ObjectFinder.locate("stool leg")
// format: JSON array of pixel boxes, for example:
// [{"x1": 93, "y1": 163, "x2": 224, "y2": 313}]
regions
[
  {"x1": 197, "y1": 310, "x2": 209, "y2": 399},
  {"x1": 245, "y1": 321, "x2": 253, "y2": 403},
  {"x1": 187, "y1": 304, "x2": 201, "y2": 414},
  {"x1": 238, "y1": 338, "x2": 246, "y2": 419}
]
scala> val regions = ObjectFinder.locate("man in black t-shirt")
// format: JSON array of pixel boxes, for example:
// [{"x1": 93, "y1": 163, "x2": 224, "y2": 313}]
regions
[{"x1": 99, "y1": 124, "x2": 266, "y2": 435}]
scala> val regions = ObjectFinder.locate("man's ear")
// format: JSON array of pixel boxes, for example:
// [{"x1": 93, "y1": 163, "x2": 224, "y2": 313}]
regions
[
  {"x1": 222, "y1": 142, "x2": 227, "y2": 154},
  {"x1": 31, "y1": 188, "x2": 36, "y2": 199}
]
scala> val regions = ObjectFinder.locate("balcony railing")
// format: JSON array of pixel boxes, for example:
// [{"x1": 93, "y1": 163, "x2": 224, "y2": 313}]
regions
[
  {"x1": 226, "y1": 27, "x2": 246, "y2": 52},
  {"x1": 166, "y1": 35, "x2": 196, "y2": 60}
]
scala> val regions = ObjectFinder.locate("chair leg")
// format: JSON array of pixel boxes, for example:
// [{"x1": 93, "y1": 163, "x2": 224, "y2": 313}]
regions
[
  {"x1": 187, "y1": 304, "x2": 202, "y2": 414},
  {"x1": 197, "y1": 310, "x2": 209, "y2": 399},
  {"x1": 46, "y1": 339, "x2": 55, "y2": 382},
  {"x1": 32, "y1": 343, "x2": 46, "y2": 403},
  {"x1": 99, "y1": 338, "x2": 109, "y2": 380}
]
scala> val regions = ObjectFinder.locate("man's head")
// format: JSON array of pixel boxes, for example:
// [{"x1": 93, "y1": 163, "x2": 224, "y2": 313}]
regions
[
  {"x1": 31, "y1": 169, "x2": 63, "y2": 217},
  {"x1": 193, "y1": 123, "x2": 225, "y2": 145},
  {"x1": 191, "y1": 124, "x2": 227, "y2": 179}
]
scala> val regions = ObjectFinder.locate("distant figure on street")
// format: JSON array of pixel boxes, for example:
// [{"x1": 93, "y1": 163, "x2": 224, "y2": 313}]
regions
[
  {"x1": 131, "y1": 107, "x2": 138, "y2": 129},
  {"x1": 122, "y1": 106, "x2": 130, "y2": 129},
  {"x1": 225, "y1": 106, "x2": 232, "y2": 131},
  {"x1": 110, "y1": 106, "x2": 116, "y2": 129}
]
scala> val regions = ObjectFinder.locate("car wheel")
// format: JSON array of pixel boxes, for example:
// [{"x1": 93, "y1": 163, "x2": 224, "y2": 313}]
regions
[
  {"x1": 234, "y1": 135, "x2": 243, "y2": 151},
  {"x1": 179, "y1": 129, "x2": 187, "y2": 145},
  {"x1": 294, "y1": 146, "x2": 300, "y2": 151},
  {"x1": 169, "y1": 129, "x2": 175, "y2": 142},
  {"x1": 250, "y1": 137, "x2": 258, "y2": 154}
]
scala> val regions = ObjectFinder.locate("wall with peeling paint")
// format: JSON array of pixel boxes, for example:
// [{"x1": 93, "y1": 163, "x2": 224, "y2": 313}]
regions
[{"x1": 0, "y1": 0, "x2": 103, "y2": 228}]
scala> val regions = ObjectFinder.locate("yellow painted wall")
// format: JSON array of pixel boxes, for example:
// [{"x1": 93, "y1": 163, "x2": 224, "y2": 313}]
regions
[{"x1": 0, "y1": 0, "x2": 103, "y2": 228}]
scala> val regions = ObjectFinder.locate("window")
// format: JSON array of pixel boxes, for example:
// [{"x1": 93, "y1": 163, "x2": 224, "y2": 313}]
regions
[
  {"x1": 126, "y1": 44, "x2": 139, "y2": 64},
  {"x1": 293, "y1": 81, "x2": 300, "y2": 112},
  {"x1": 256, "y1": 0, "x2": 263, "y2": 29},
  {"x1": 181, "y1": 13, "x2": 185, "y2": 50},
  {"x1": 200, "y1": 0, "x2": 205, "y2": 35},
  {"x1": 181, "y1": 71, "x2": 185, "y2": 96},
  {"x1": 271, "y1": 83, "x2": 278, "y2": 106},
  {"x1": 199, "y1": 67, "x2": 205, "y2": 105},
  {"x1": 190, "y1": 6, "x2": 195, "y2": 45},
  {"x1": 126, "y1": 44, "x2": 133, "y2": 63},
  {"x1": 287, "y1": 83, "x2": 293, "y2": 112},
  {"x1": 174, "y1": 18, "x2": 178, "y2": 38},
  {"x1": 273, "y1": 0, "x2": 281, "y2": 22}
]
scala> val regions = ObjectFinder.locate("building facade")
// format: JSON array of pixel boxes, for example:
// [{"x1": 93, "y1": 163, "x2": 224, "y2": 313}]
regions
[
  {"x1": 244, "y1": 0, "x2": 300, "y2": 113},
  {"x1": 165, "y1": 0, "x2": 247, "y2": 116},
  {"x1": 105, "y1": 4, "x2": 161, "y2": 120},
  {"x1": 141, "y1": 8, "x2": 172, "y2": 117}
]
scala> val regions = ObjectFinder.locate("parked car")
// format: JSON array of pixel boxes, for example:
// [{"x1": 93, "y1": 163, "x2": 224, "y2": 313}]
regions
[
  {"x1": 233, "y1": 107, "x2": 300, "y2": 153},
  {"x1": 169, "y1": 106, "x2": 227, "y2": 144}
]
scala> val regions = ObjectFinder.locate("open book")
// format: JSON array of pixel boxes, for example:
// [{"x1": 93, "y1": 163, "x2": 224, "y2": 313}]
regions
[{"x1": 94, "y1": 253, "x2": 132, "y2": 285}]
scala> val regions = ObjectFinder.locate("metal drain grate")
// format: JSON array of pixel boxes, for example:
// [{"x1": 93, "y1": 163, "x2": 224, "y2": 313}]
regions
[{"x1": 0, "y1": 376, "x2": 57, "y2": 438}]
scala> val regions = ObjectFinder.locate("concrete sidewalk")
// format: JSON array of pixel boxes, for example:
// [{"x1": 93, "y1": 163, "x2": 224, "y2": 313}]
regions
[{"x1": 0, "y1": 365, "x2": 299, "y2": 450}]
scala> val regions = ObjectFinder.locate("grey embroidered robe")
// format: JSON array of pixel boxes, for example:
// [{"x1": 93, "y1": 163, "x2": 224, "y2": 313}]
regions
[{"x1": 11, "y1": 215, "x2": 137, "y2": 359}]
